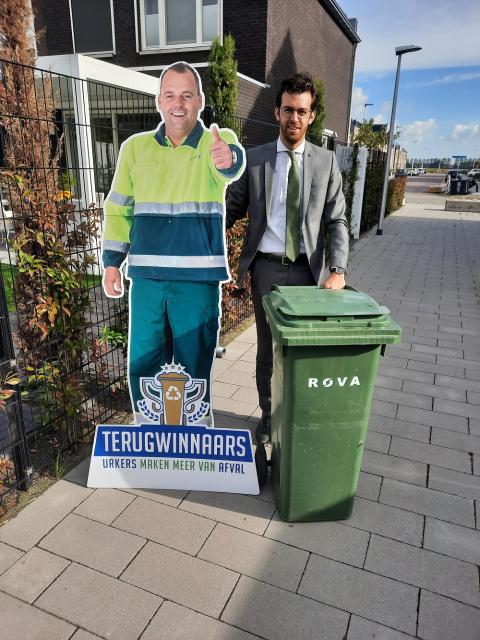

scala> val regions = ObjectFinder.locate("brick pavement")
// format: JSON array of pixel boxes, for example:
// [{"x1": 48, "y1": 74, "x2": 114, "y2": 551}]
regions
[{"x1": 1, "y1": 193, "x2": 479, "y2": 639}]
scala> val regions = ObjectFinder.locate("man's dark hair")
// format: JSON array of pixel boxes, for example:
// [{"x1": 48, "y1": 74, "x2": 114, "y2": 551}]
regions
[
  {"x1": 276, "y1": 73, "x2": 317, "y2": 112},
  {"x1": 160, "y1": 61, "x2": 201, "y2": 95}
]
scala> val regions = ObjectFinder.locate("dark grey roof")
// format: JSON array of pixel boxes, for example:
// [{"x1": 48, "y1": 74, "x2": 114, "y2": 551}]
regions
[{"x1": 320, "y1": 0, "x2": 361, "y2": 43}]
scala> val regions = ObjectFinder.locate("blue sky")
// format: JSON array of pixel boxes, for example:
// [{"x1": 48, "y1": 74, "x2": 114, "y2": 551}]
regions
[{"x1": 339, "y1": 0, "x2": 480, "y2": 159}]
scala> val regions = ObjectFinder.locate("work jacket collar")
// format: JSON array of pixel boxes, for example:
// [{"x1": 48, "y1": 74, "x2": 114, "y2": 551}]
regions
[{"x1": 155, "y1": 121, "x2": 203, "y2": 149}]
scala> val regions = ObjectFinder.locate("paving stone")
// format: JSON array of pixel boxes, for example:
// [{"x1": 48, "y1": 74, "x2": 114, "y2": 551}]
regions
[
  {"x1": 222, "y1": 340, "x2": 253, "y2": 361},
  {"x1": 382, "y1": 355, "x2": 408, "y2": 369},
  {"x1": 412, "y1": 343, "x2": 463, "y2": 359},
  {"x1": 473, "y1": 454, "x2": 480, "y2": 476},
  {"x1": 0, "y1": 541, "x2": 23, "y2": 574},
  {"x1": 397, "y1": 405, "x2": 468, "y2": 432},
  {"x1": 217, "y1": 368, "x2": 257, "y2": 390},
  {"x1": 113, "y1": 496, "x2": 214, "y2": 554},
  {"x1": 437, "y1": 355, "x2": 480, "y2": 374},
  {"x1": 356, "y1": 471, "x2": 382, "y2": 501},
  {"x1": 468, "y1": 390, "x2": 480, "y2": 405},
  {"x1": 230, "y1": 385, "x2": 260, "y2": 405},
  {"x1": 429, "y1": 466, "x2": 480, "y2": 500},
  {"x1": 63, "y1": 457, "x2": 90, "y2": 486},
  {"x1": 266, "y1": 512, "x2": 369, "y2": 567},
  {"x1": 365, "y1": 430, "x2": 390, "y2": 453},
  {"x1": 212, "y1": 394, "x2": 257, "y2": 418},
  {"x1": 39, "y1": 513, "x2": 144, "y2": 577},
  {"x1": 345, "y1": 497, "x2": 423, "y2": 546},
  {"x1": 424, "y1": 517, "x2": 480, "y2": 565},
  {"x1": 0, "y1": 547, "x2": 69, "y2": 603},
  {"x1": 73, "y1": 488, "x2": 135, "y2": 524},
  {"x1": 403, "y1": 379, "x2": 466, "y2": 402},
  {"x1": 142, "y1": 600, "x2": 258, "y2": 640},
  {"x1": 0, "y1": 480, "x2": 93, "y2": 551},
  {"x1": 70, "y1": 631, "x2": 99, "y2": 640},
  {"x1": 380, "y1": 478, "x2": 475, "y2": 527},
  {"x1": 389, "y1": 436, "x2": 471, "y2": 472},
  {"x1": 374, "y1": 386, "x2": 432, "y2": 410},
  {"x1": 199, "y1": 522, "x2": 308, "y2": 591},
  {"x1": 378, "y1": 362, "x2": 435, "y2": 384},
  {"x1": 368, "y1": 414, "x2": 430, "y2": 443},
  {"x1": 375, "y1": 374, "x2": 403, "y2": 391},
  {"x1": 37, "y1": 562, "x2": 160, "y2": 640},
  {"x1": 365, "y1": 534, "x2": 480, "y2": 607},
  {"x1": 180, "y1": 490, "x2": 275, "y2": 534},
  {"x1": 418, "y1": 590, "x2": 480, "y2": 640},
  {"x1": 407, "y1": 359, "x2": 466, "y2": 379},
  {"x1": 347, "y1": 616, "x2": 416, "y2": 639},
  {"x1": 435, "y1": 374, "x2": 480, "y2": 391},
  {"x1": 370, "y1": 399, "x2": 397, "y2": 418},
  {"x1": 228, "y1": 358, "x2": 256, "y2": 373},
  {"x1": 470, "y1": 418, "x2": 480, "y2": 437},
  {"x1": 212, "y1": 357, "x2": 233, "y2": 379},
  {"x1": 0, "y1": 590, "x2": 74, "y2": 640},
  {"x1": 213, "y1": 380, "x2": 240, "y2": 398},
  {"x1": 299, "y1": 554, "x2": 417, "y2": 635},
  {"x1": 235, "y1": 323, "x2": 257, "y2": 344},
  {"x1": 238, "y1": 349, "x2": 257, "y2": 363},
  {"x1": 121, "y1": 541, "x2": 238, "y2": 618},
  {"x1": 434, "y1": 397, "x2": 480, "y2": 420},
  {"x1": 361, "y1": 450, "x2": 427, "y2": 486},
  {"x1": 222, "y1": 575, "x2": 348, "y2": 640},
  {"x1": 118, "y1": 487, "x2": 188, "y2": 507},
  {"x1": 430, "y1": 427, "x2": 480, "y2": 454}
]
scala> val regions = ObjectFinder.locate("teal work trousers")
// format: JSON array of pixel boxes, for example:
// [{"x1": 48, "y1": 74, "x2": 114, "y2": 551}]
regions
[{"x1": 128, "y1": 278, "x2": 220, "y2": 416}]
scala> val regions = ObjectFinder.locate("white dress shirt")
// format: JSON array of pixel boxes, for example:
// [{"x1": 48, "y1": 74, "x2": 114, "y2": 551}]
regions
[{"x1": 258, "y1": 137, "x2": 306, "y2": 255}]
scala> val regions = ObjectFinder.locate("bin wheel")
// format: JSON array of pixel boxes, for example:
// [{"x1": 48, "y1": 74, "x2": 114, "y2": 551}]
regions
[{"x1": 255, "y1": 443, "x2": 268, "y2": 487}]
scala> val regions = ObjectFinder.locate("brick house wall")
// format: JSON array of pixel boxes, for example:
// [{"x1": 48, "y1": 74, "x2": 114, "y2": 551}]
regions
[{"x1": 32, "y1": 0, "x2": 357, "y2": 141}]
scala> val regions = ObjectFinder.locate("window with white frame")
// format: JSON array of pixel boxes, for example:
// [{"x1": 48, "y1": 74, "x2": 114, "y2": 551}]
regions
[{"x1": 141, "y1": 0, "x2": 219, "y2": 50}]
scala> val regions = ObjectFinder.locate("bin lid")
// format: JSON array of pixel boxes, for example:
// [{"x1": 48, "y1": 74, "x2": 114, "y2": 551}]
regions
[
  {"x1": 270, "y1": 286, "x2": 389, "y2": 319},
  {"x1": 263, "y1": 286, "x2": 402, "y2": 346}
]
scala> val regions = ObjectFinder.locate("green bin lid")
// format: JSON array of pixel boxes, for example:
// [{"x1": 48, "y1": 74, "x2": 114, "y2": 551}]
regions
[{"x1": 263, "y1": 286, "x2": 402, "y2": 346}]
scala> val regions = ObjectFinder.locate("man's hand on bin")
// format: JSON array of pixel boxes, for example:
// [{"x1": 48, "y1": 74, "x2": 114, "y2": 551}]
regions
[
  {"x1": 210, "y1": 125, "x2": 233, "y2": 170},
  {"x1": 103, "y1": 266, "x2": 123, "y2": 297},
  {"x1": 322, "y1": 272, "x2": 346, "y2": 290}
]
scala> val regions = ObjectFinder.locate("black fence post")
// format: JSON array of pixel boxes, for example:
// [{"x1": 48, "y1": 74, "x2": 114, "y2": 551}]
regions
[{"x1": 0, "y1": 267, "x2": 31, "y2": 490}]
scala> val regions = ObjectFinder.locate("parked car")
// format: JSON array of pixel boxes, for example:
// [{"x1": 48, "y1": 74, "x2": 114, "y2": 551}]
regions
[
  {"x1": 406, "y1": 168, "x2": 419, "y2": 176},
  {"x1": 468, "y1": 168, "x2": 480, "y2": 180},
  {"x1": 418, "y1": 168, "x2": 426, "y2": 175}
]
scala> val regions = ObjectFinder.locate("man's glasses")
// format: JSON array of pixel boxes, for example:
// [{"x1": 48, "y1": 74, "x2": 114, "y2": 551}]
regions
[{"x1": 280, "y1": 107, "x2": 311, "y2": 120}]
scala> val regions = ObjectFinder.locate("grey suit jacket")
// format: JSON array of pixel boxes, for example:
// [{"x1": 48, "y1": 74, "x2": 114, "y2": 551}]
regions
[{"x1": 226, "y1": 140, "x2": 349, "y2": 285}]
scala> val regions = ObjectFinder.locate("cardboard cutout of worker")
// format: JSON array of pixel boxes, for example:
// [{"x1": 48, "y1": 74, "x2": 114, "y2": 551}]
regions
[
  {"x1": 101, "y1": 61, "x2": 244, "y2": 424},
  {"x1": 89, "y1": 62, "x2": 258, "y2": 494}
]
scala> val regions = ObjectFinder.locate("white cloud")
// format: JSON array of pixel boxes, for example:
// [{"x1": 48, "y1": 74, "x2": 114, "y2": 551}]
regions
[
  {"x1": 450, "y1": 123, "x2": 480, "y2": 141},
  {"x1": 350, "y1": 86, "x2": 370, "y2": 120},
  {"x1": 401, "y1": 118, "x2": 437, "y2": 143},
  {"x1": 410, "y1": 72, "x2": 480, "y2": 88}
]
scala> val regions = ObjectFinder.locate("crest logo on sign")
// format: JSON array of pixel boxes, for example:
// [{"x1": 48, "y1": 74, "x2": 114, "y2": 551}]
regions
[{"x1": 138, "y1": 362, "x2": 210, "y2": 425}]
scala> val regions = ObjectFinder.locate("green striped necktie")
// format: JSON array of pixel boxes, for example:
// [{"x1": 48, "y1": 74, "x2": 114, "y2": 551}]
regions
[{"x1": 285, "y1": 150, "x2": 301, "y2": 262}]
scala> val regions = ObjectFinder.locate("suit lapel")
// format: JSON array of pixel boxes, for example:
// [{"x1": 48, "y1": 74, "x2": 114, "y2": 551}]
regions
[
  {"x1": 264, "y1": 143, "x2": 276, "y2": 217},
  {"x1": 302, "y1": 142, "x2": 313, "y2": 220}
]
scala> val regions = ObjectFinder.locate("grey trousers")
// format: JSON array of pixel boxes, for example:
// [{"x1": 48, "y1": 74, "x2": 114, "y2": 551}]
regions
[{"x1": 251, "y1": 254, "x2": 316, "y2": 416}]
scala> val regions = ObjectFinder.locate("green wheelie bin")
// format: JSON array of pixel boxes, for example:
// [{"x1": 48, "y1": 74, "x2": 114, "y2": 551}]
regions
[{"x1": 262, "y1": 285, "x2": 401, "y2": 522}]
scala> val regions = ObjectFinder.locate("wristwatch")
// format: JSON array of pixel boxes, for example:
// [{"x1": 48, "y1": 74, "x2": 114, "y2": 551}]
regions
[{"x1": 329, "y1": 266, "x2": 346, "y2": 274}]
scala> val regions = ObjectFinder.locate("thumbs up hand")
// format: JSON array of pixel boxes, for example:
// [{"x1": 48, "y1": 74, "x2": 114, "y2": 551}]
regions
[{"x1": 210, "y1": 125, "x2": 233, "y2": 170}]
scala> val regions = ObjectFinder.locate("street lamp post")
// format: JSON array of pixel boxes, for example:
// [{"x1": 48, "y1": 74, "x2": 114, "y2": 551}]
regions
[
  {"x1": 377, "y1": 45, "x2": 422, "y2": 235},
  {"x1": 363, "y1": 102, "x2": 373, "y2": 121}
]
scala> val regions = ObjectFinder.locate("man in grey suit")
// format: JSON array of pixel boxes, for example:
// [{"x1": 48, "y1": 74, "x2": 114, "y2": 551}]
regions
[{"x1": 226, "y1": 73, "x2": 349, "y2": 444}]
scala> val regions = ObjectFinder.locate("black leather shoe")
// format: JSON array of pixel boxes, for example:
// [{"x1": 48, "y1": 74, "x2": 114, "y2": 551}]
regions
[{"x1": 255, "y1": 415, "x2": 271, "y2": 444}]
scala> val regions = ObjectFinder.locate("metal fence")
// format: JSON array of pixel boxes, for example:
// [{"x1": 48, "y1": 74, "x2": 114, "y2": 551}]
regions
[{"x1": 0, "y1": 58, "x2": 303, "y2": 511}]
